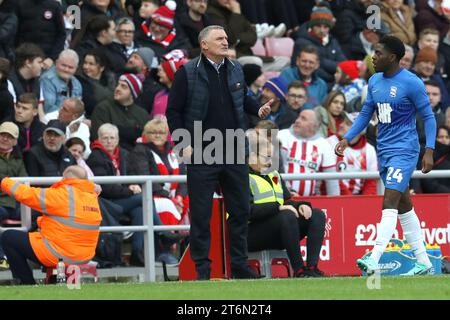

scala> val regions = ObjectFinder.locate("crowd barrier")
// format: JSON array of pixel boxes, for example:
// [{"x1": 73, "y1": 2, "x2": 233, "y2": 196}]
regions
[{"x1": 0, "y1": 170, "x2": 449, "y2": 281}]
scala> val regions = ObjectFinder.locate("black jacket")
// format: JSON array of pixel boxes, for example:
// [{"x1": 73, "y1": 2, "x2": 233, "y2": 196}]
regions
[
  {"x1": 207, "y1": 0, "x2": 256, "y2": 57},
  {"x1": 15, "y1": 0, "x2": 66, "y2": 60},
  {"x1": 0, "y1": 0, "x2": 17, "y2": 61},
  {"x1": 134, "y1": 75, "x2": 163, "y2": 114},
  {"x1": 76, "y1": 71, "x2": 116, "y2": 117},
  {"x1": 176, "y1": 11, "x2": 212, "y2": 58},
  {"x1": 341, "y1": 33, "x2": 369, "y2": 61},
  {"x1": 127, "y1": 141, "x2": 187, "y2": 197},
  {"x1": 79, "y1": 0, "x2": 125, "y2": 31},
  {"x1": 249, "y1": 170, "x2": 312, "y2": 223},
  {"x1": 8, "y1": 68, "x2": 42, "y2": 102},
  {"x1": 332, "y1": 0, "x2": 368, "y2": 47},
  {"x1": 24, "y1": 142, "x2": 76, "y2": 177},
  {"x1": 167, "y1": 56, "x2": 260, "y2": 136},
  {"x1": 0, "y1": 81, "x2": 14, "y2": 122},
  {"x1": 74, "y1": 36, "x2": 127, "y2": 75},
  {"x1": 6, "y1": 115, "x2": 46, "y2": 153},
  {"x1": 420, "y1": 142, "x2": 450, "y2": 193},
  {"x1": 87, "y1": 147, "x2": 134, "y2": 199}
]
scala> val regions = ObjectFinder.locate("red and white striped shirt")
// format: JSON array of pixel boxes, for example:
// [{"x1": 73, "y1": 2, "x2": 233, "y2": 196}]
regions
[
  {"x1": 278, "y1": 129, "x2": 336, "y2": 196},
  {"x1": 327, "y1": 135, "x2": 378, "y2": 195}
]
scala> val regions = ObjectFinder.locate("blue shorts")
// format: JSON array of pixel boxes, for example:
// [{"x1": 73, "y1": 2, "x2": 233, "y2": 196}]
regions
[{"x1": 378, "y1": 153, "x2": 419, "y2": 192}]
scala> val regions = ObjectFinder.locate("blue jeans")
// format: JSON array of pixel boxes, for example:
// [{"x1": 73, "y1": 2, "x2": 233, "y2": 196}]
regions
[{"x1": 112, "y1": 194, "x2": 162, "y2": 253}]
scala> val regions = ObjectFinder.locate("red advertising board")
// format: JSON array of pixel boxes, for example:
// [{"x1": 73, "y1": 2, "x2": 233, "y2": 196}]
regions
[
  {"x1": 300, "y1": 194, "x2": 450, "y2": 276},
  {"x1": 179, "y1": 195, "x2": 449, "y2": 278}
]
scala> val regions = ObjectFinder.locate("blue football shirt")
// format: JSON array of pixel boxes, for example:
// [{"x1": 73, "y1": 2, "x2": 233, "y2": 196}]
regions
[{"x1": 344, "y1": 68, "x2": 436, "y2": 155}]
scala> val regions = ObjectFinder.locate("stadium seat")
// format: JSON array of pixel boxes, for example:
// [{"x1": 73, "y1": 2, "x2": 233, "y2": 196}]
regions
[
  {"x1": 264, "y1": 37, "x2": 294, "y2": 58},
  {"x1": 251, "y1": 39, "x2": 267, "y2": 57},
  {"x1": 248, "y1": 250, "x2": 291, "y2": 278}
]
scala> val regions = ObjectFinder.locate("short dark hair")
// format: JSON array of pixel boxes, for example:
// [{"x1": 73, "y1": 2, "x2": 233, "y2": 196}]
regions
[
  {"x1": 87, "y1": 15, "x2": 113, "y2": 38},
  {"x1": 0, "y1": 58, "x2": 10, "y2": 81},
  {"x1": 298, "y1": 45, "x2": 320, "y2": 60},
  {"x1": 379, "y1": 36, "x2": 405, "y2": 62},
  {"x1": 83, "y1": 48, "x2": 110, "y2": 70},
  {"x1": 288, "y1": 80, "x2": 307, "y2": 92},
  {"x1": 437, "y1": 125, "x2": 450, "y2": 138},
  {"x1": 18, "y1": 93, "x2": 38, "y2": 109},
  {"x1": 15, "y1": 43, "x2": 45, "y2": 69},
  {"x1": 66, "y1": 137, "x2": 86, "y2": 151},
  {"x1": 424, "y1": 79, "x2": 440, "y2": 89}
]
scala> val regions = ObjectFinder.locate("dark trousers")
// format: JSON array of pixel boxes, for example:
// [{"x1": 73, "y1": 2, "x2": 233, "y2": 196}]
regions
[
  {"x1": 1, "y1": 230, "x2": 40, "y2": 285},
  {"x1": 248, "y1": 208, "x2": 326, "y2": 272},
  {"x1": 187, "y1": 164, "x2": 250, "y2": 277},
  {"x1": 0, "y1": 203, "x2": 21, "y2": 258}
]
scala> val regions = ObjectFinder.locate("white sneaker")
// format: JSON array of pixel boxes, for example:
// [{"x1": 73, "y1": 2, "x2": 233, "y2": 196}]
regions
[
  {"x1": 264, "y1": 25, "x2": 275, "y2": 38},
  {"x1": 273, "y1": 23, "x2": 287, "y2": 37}
]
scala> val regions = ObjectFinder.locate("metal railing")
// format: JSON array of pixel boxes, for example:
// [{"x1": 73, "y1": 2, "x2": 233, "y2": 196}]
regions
[{"x1": 1, "y1": 169, "x2": 450, "y2": 282}]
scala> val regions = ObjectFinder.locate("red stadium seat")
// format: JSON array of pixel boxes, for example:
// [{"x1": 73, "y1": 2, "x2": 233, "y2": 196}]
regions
[
  {"x1": 264, "y1": 37, "x2": 294, "y2": 58},
  {"x1": 251, "y1": 39, "x2": 267, "y2": 57}
]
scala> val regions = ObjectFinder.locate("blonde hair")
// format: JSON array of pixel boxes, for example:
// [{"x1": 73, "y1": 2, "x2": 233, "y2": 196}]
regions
[{"x1": 143, "y1": 118, "x2": 169, "y2": 137}]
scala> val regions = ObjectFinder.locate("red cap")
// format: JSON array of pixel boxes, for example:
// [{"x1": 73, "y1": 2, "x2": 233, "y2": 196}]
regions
[{"x1": 338, "y1": 60, "x2": 363, "y2": 80}]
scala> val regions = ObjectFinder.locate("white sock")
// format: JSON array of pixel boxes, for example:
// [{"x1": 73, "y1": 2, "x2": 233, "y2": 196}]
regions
[
  {"x1": 398, "y1": 208, "x2": 432, "y2": 267},
  {"x1": 371, "y1": 209, "x2": 398, "y2": 264}
]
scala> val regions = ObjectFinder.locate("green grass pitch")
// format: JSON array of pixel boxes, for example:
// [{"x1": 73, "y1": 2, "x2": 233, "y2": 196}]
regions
[{"x1": 0, "y1": 275, "x2": 449, "y2": 300}]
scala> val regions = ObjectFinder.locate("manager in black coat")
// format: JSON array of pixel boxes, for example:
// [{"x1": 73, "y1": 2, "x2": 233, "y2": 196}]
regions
[{"x1": 166, "y1": 25, "x2": 272, "y2": 280}]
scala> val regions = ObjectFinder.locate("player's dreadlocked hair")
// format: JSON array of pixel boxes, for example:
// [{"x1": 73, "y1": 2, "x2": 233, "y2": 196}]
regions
[{"x1": 379, "y1": 36, "x2": 405, "y2": 62}]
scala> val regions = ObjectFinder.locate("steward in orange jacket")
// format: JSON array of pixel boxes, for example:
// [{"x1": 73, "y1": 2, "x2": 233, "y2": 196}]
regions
[{"x1": 0, "y1": 165, "x2": 102, "y2": 284}]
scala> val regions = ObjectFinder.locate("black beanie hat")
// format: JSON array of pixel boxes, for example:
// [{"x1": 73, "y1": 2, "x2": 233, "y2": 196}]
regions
[{"x1": 243, "y1": 64, "x2": 263, "y2": 86}]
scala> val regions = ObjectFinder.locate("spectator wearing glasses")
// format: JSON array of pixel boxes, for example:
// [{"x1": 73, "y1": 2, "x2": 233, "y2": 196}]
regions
[
  {"x1": 286, "y1": 81, "x2": 308, "y2": 115},
  {"x1": 128, "y1": 118, "x2": 188, "y2": 265},
  {"x1": 246, "y1": 131, "x2": 326, "y2": 277},
  {"x1": 112, "y1": 17, "x2": 140, "y2": 64}
]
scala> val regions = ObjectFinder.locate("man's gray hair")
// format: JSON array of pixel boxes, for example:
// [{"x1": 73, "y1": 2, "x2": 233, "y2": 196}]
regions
[
  {"x1": 198, "y1": 25, "x2": 225, "y2": 44},
  {"x1": 58, "y1": 49, "x2": 79, "y2": 67},
  {"x1": 115, "y1": 17, "x2": 135, "y2": 30}
]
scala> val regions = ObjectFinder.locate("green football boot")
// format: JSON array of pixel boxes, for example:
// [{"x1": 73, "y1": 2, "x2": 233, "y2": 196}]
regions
[
  {"x1": 356, "y1": 255, "x2": 378, "y2": 275},
  {"x1": 400, "y1": 263, "x2": 434, "y2": 276}
]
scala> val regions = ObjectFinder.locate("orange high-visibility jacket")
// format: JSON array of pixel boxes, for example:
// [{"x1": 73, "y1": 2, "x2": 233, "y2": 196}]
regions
[{"x1": 1, "y1": 177, "x2": 102, "y2": 267}]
